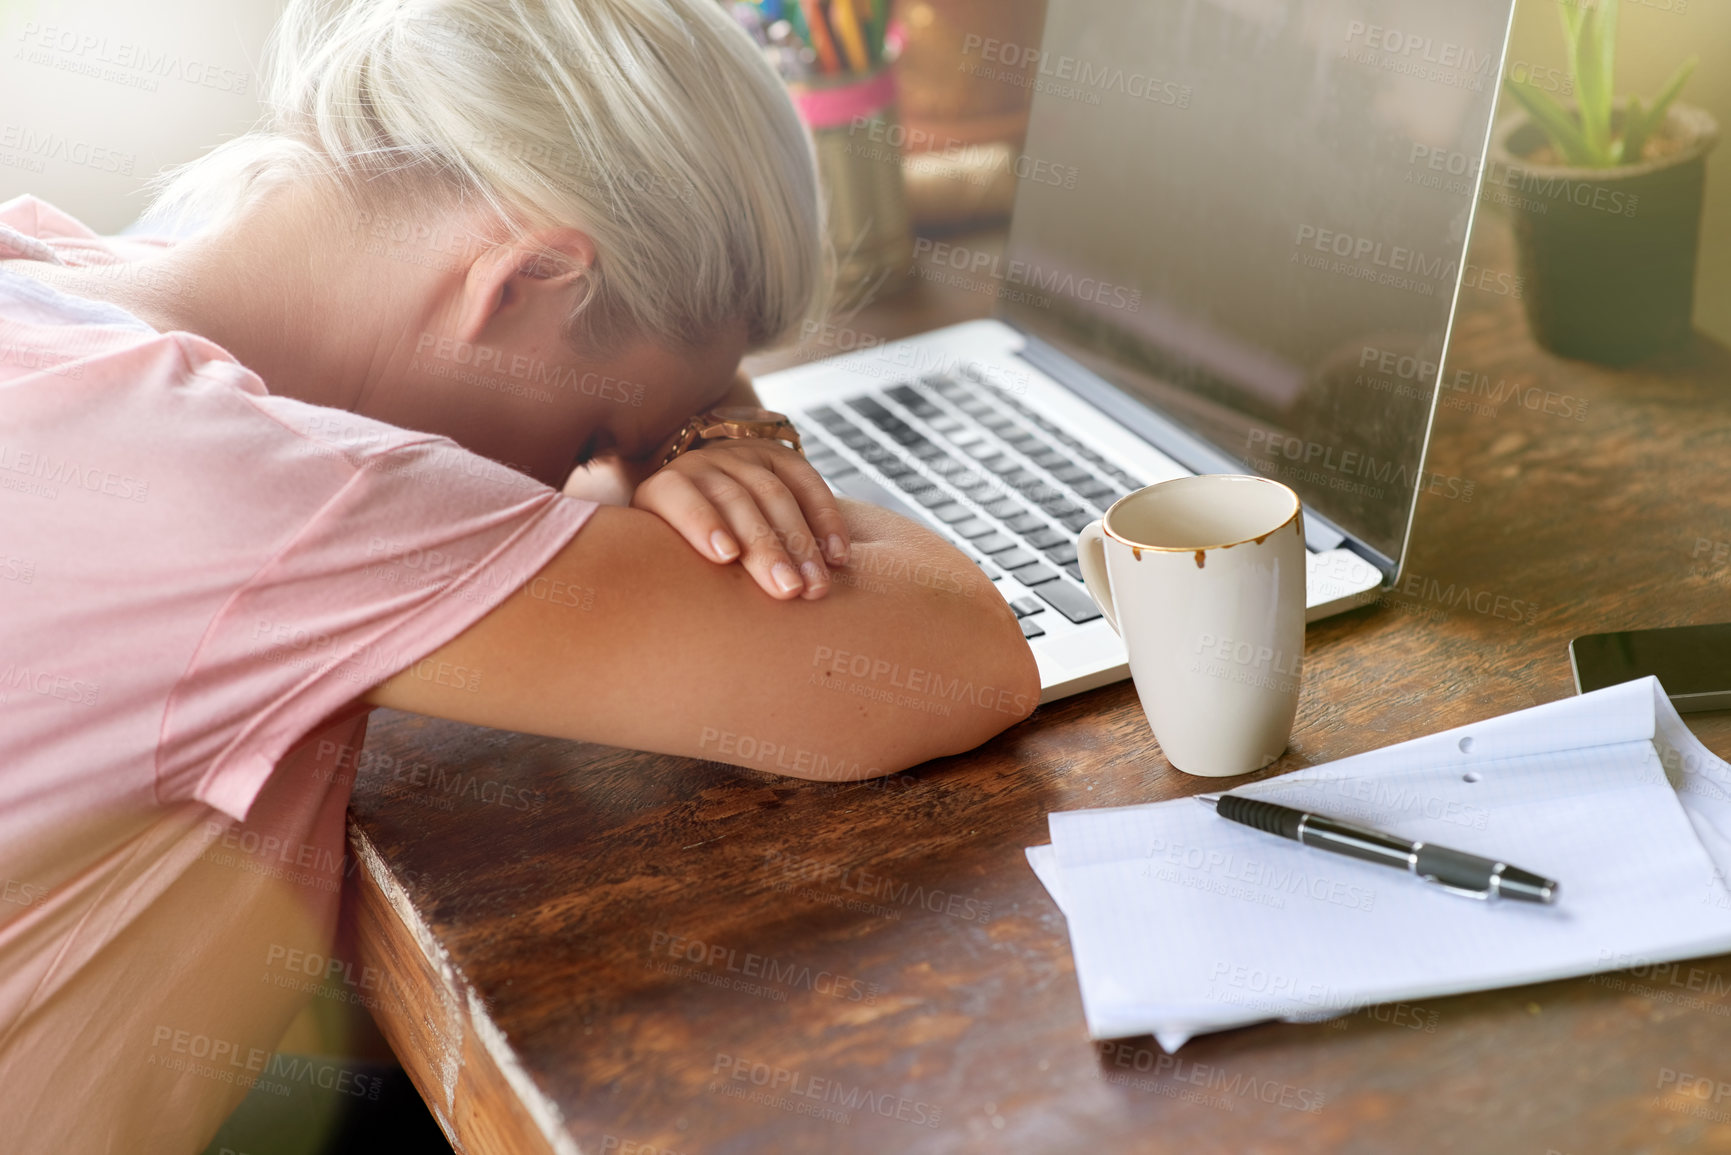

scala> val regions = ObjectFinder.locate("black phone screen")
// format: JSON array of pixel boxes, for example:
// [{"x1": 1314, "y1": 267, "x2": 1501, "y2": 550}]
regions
[{"x1": 1571, "y1": 623, "x2": 1731, "y2": 708}]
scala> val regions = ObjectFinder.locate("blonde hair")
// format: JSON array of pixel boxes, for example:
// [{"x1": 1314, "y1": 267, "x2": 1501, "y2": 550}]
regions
[{"x1": 150, "y1": 0, "x2": 826, "y2": 352}]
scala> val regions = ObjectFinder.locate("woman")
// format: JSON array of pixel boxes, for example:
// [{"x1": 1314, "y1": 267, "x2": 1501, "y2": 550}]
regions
[{"x1": 0, "y1": 0, "x2": 1037, "y2": 1149}]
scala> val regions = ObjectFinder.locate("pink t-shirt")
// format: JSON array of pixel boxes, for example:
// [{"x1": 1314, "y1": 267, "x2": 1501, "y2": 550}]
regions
[{"x1": 0, "y1": 196, "x2": 597, "y2": 1150}]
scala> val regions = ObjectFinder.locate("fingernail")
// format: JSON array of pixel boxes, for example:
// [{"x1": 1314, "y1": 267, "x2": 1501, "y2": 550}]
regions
[
  {"x1": 801, "y1": 560, "x2": 828, "y2": 591},
  {"x1": 710, "y1": 530, "x2": 739, "y2": 562},
  {"x1": 772, "y1": 562, "x2": 803, "y2": 595},
  {"x1": 827, "y1": 534, "x2": 849, "y2": 565}
]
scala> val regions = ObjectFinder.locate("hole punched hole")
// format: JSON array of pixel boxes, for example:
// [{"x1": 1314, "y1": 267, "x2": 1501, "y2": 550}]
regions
[
  {"x1": 1463, "y1": 771, "x2": 1482, "y2": 784},
  {"x1": 1458, "y1": 736, "x2": 1475, "y2": 754}
]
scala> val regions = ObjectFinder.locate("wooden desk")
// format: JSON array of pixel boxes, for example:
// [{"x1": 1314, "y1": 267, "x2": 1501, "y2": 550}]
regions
[{"x1": 343, "y1": 217, "x2": 1731, "y2": 1155}]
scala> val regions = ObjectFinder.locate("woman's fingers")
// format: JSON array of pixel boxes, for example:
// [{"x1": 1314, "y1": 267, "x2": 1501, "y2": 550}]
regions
[
  {"x1": 631, "y1": 468, "x2": 742, "y2": 564},
  {"x1": 692, "y1": 456, "x2": 831, "y2": 600},
  {"x1": 631, "y1": 443, "x2": 845, "y2": 602},
  {"x1": 771, "y1": 452, "x2": 851, "y2": 567}
]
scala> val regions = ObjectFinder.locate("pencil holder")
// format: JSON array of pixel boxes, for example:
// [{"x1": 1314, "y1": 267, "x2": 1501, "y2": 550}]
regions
[{"x1": 792, "y1": 67, "x2": 915, "y2": 307}]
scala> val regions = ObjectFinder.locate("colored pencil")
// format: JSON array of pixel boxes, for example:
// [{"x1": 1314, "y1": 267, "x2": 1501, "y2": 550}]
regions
[
  {"x1": 856, "y1": 0, "x2": 879, "y2": 62},
  {"x1": 829, "y1": 0, "x2": 871, "y2": 73},
  {"x1": 799, "y1": 0, "x2": 844, "y2": 74}
]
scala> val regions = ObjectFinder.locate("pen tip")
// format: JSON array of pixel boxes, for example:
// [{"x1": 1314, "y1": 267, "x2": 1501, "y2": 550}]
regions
[{"x1": 1194, "y1": 794, "x2": 1222, "y2": 809}]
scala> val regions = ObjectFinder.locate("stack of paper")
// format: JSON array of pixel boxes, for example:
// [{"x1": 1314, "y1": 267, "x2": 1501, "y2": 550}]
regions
[{"x1": 1028, "y1": 677, "x2": 1731, "y2": 1051}]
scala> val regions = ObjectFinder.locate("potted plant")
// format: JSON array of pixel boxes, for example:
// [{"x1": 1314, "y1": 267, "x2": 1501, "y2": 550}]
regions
[{"x1": 1491, "y1": 0, "x2": 1717, "y2": 364}]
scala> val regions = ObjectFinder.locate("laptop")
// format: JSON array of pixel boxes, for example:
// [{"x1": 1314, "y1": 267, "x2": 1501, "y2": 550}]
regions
[{"x1": 756, "y1": 0, "x2": 1517, "y2": 700}]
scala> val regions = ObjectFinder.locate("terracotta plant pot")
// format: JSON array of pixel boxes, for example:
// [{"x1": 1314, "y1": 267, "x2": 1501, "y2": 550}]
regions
[{"x1": 1487, "y1": 102, "x2": 1719, "y2": 365}]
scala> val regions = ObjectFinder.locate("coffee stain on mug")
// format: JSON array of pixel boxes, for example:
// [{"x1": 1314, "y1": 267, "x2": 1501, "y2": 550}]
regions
[{"x1": 1194, "y1": 550, "x2": 1206, "y2": 569}]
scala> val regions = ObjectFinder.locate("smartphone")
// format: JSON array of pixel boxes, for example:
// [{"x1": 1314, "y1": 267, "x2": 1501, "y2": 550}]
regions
[{"x1": 1570, "y1": 623, "x2": 1731, "y2": 712}]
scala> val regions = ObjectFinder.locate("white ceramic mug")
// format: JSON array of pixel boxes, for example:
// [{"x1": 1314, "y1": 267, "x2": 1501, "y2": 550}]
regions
[{"x1": 1078, "y1": 475, "x2": 1306, "y2": 777}]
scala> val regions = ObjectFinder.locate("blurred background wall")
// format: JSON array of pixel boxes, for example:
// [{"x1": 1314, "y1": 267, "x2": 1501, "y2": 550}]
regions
[
  {"x1": 0, "y1": 0, "x2": 281, "y2": 231},
  {"x1": 5, "y1": 0, "x2": 1727, "y2": 343}
]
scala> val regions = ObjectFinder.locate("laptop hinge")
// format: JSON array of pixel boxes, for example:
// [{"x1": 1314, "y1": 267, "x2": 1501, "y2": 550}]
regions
[{"x1": 1010, "y1": 330, "x2": 1395, "y2": 579}]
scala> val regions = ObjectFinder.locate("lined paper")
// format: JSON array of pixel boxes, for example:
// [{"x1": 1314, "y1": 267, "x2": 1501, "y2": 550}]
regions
[{"x1": 1029, "y1": 678, "x2": 1731, "y2": 1050}]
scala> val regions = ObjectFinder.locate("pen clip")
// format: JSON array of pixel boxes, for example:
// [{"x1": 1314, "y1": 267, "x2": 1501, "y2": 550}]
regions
[{"x1": 1419, "y1": 875, "x2": 1494, "y2": 901}]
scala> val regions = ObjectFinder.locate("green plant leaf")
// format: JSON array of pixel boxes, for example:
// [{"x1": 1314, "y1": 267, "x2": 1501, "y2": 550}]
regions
[
  {"x1": 1634, "y1": 55, "x2": 1699, "y2": 158},
  {"x1": 1505, "y1": 79, "x2": 1598, "y2": 166},
  {"x1": 1557, "y1": 2, "x2": 1585, "y2": 48},
  {"x1": 1557, "y1": 1, "x2": 1586, "y2": 136},
  {"x1": 1573, "y1": 0, "x2": 1618, "y2": 161}
]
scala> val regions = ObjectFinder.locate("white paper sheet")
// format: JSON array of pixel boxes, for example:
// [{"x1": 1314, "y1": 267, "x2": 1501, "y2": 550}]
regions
[{"x1": 1028, "y1": 678, "x2": 1731, "y2": 1050}]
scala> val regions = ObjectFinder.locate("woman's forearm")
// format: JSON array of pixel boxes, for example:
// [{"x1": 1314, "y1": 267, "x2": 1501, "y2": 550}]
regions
[{"x1": 365, "y1": 501, "x2": 1039, "y2": 777}]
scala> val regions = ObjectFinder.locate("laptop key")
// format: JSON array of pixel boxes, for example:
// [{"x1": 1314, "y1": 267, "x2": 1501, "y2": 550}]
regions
[
  {"x1": 1045, "y1": 541, "x2": 1079, "y2": 566},
  {"x1": 930, "y1": 502, "x2": 973, "y2": 524},
  {"x1": 973, "y1": 532, "x2": 1017, "y2": 554},
  {"x1": 1024, "y1": 526, "x2": 1067, "y2": 549},
  {"x1": 995, "y1": 547, "x2": 1039, "y2": 570},
  {"x1": 886, "y1": 383, "x2": 927, "y2": 405},
  {"x1": 1014, "y1": 563, "x2": 1060, "y2": 586},
  {"x1": 912, "y1": 488, "x2": 953, "y2": 508},
  {"x1": 1040, "y1": 499, "x2": 1085, "y2": 518},
  {"x1": 1060, "y1": 510, "x2": 1095, "y2": 532},
  {"x1": 952, "y1": 518, "x2": 996, "y2": 539},
  {"x1": 1010, "y1": 596, "x2": 1046, "y2": 617},
  {"x1": 1032, "y1": 450, "x2": 1072, "y2": 470},
  {"x1": 892, "y1": 471, "x2": 934, "y2": 491},
  {"x1": 929, "y1": 456, "x2": 971, "y2": 476},
  {"x1": 1064, "y1": 562, "x2": 1085, "y2": 582},
  {"x1": 1005, "y1": 512, "x2": 1047, "y2": 535},
  {"x1": 1075, "y1": 479, "x2": 1116, "y2": 501},
  {"x1": 1050, "y1": 464, "x2": 1091, "y2": 484},
  {"x1": 1035, "y1": 580, "x2": 1104, "y2": 624},
  {"x1": 1020, "y1": 617, "x2": 1047, "y2": 639}
]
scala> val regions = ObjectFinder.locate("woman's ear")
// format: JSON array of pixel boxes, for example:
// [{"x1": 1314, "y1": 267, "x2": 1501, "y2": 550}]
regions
[{"x1": 454, "y1": 227, "x2": 599, "y2": 344}]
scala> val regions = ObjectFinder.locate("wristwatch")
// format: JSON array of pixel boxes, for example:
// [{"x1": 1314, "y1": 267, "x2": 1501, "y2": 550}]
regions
[{"x1": 659, "y1": 407, "x2": 803, "y2": 468}]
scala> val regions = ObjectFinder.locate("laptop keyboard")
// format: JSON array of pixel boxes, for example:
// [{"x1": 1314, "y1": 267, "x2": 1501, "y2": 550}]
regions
[{"x1": 799, "y1": 371, "x2": 1147, "y2": 636}]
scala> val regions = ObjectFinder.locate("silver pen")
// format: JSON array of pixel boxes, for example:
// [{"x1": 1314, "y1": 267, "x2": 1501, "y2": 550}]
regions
[{"x1": 1196, "y1": 793, "x2": 1560, "y2": 904}]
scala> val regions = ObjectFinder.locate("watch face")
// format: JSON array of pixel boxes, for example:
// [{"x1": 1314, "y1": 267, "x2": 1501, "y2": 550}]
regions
[{"x1": 709, "y1": 406, "x2": 787, "y2": 424}]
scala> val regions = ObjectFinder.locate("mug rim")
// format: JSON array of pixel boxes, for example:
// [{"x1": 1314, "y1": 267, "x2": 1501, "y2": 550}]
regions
[{"x1": 1101, "y1": 474, "x2": 1302, "y2": 553}]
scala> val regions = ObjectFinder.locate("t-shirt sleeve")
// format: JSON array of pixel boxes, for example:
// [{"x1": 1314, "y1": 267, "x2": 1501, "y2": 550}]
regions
[{"x1": 157, "y1": 436, "x2": 597, "y2": 821}]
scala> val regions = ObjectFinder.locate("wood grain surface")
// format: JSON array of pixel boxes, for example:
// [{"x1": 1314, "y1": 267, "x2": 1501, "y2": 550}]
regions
[{"x1": 343, "y1": 215, "x2": 1731, "y2": 1155}]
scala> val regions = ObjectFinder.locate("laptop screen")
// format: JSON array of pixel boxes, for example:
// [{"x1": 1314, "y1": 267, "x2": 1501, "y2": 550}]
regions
[{"x1": 999, "y1": 0, "x2": 1514, "y2": 563}]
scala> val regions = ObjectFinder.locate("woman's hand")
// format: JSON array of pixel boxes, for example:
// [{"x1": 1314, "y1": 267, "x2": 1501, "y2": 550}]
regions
[{"x1": 631, "y1": 440, "x2": 851, "y2": 601}]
